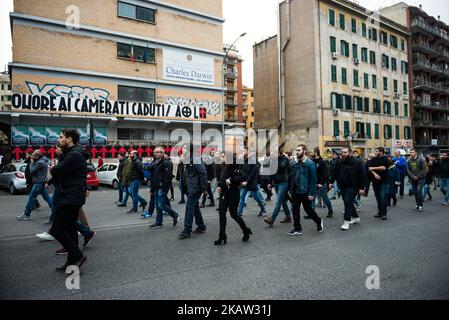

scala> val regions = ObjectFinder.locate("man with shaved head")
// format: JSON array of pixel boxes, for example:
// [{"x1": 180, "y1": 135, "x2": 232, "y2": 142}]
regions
[{"x1": 17, "y1": 149, "x2": 53, "y2": 221}]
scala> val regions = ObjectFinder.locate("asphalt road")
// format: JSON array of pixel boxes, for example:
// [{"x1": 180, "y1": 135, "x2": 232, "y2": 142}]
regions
[{"x1": 0, "y1": 183, "x2": 448, "y2": 300}]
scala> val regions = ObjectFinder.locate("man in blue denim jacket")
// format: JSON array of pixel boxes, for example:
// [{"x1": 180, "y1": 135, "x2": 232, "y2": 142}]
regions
[{"x1": 287, "y1": 144, "x2": 323, "y2": 236}]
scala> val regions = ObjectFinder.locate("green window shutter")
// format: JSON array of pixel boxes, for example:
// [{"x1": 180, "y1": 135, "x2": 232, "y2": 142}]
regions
[
  {"x1": 352, "y1": 18, "x2": 357, "y2": 33},
  {"x1": 404, "y1": 103, "x2": 408, "y2": 117},
  {"x1": 366, "y1": 123, "x2": 372, "y2": 138},
  {"x1": 352, "y1": 44, "x2": 358, "y2": 59},
  {"x1": 346, "y1": 95, "x2": 352, "y2": 110},
  {"x1": 342, "y1": 68, "x2": 347, "y2": 84},
  {"x1": 337, "y1": 94, "x2": 343, "y2": 109},
  {"x1": 361, "y1": 48, "x2": 368, "y2": 62},
  {"x1": 353, "y1": 70, "x2": 359, "y2": 87},
  {"x1": 372, "y1": 75, "x2": 377, "y2": 89},
  {"x1": 344, "y1": 121, "x2": 350, "y2": 137},
  {"x1": 362, "y1": 23, "x2": 367, "y2": 37},
  {"x1": 394, "y1": 102, "x2": 399, "y2": 116},
  {"x1": 374, "y1": 124, "x2": 379, "y2": 139},
  {"x1": 346, "y1": 42, "x2": 350, "y2": 57},
  {"x1": 330, "y1": 36, "x2": 336, "y2": 53},
  {"x1": 341, "y1": 40, "x2": 345, "y2": 56},
  {"x1": 394, "y1": 80, "x2": 398, "y2": 93},
  {"x1": 364, "y1": 97, "x2": 370, "y2": 112},
  {"x1": 364, "y1": 73, "x2": 369, "y2": 89},
  {"x1": 333, "y1": 120, "x2": 340, "y2": 137},
  {"x1": 395, "y1": 125, "x2": 400, "y2": 139},
  {"x1": 403, "y1": 82, "x2": 408, "y2": 95},
  {"x1": 331, "y1": 65, "x2": 337, "y2": 82},
  {"x1": 383, "y1": 77, "x2": 388, "y2": 91},
  {"x1": 401, "y1": 39, "x2": 405, "y2": 51},
  {"x1": 329, "y1": 9, "x2": 335, "y2": 26},
  {"x1": 340, "y1": 13, "x2": 345, "y2": 30}
]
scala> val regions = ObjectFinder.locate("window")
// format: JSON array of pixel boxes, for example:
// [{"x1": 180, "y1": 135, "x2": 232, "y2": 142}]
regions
[
  {"x1": 117, "y1": 43, "x2": 155, "y2": 63},
  {"x1": 372, "y1": 75, "x2": 377, "y2": 89},
  {"x1": 374, "y1": 124, "x2": 380, "y2": 139},
  {"x1": 330, "y1": 36, "x2": 336, "y2": 53},
  {"x1": 344, "y1": 121, "x2": 350, "y2": 137},
  {"x1": 369, "y1": 28, "x2": 377, "y2": 41},
  {"x1": 404, "y1": 103, "x2": 409, "y2": 117},
  {"x1": 391, "y1": 58, "x2": 397, "y2": 71},
  {"x1": 342, "y1": 68, "x2": 347, "y2": 84},
  {"x1": 403, "y1": 82, "x2": 408, "y2": 95},
  {"x1": 382, "y1": 54, "x2": 390, "y2": 69},
  {"x1": 390, "y1": 35, "x2": 398, "y2": 48},
  {"x1": 354, "y1": 96, "x2": 363, "y2": 111},
  {"x1": 401, "y1": 39, "x2": 405, "y2": 51},
  {"x1": 353, "y1": 70, "x2": 359, "y2": 87},
  {"x1": 118, "y1": 1, "x2": 155, "y2": 23},
  {"x1": 331, "y1": 92, "x2": 343, "y2": 109},
  {"x1": 352, "y1": 44, "x2": 358, "y2": 59},
  {"x1": 8, "y1": 85, "x2": 11, "y2": 90},
  {"x1": 331, "y1": 65, "x2": 338, "y2": 82},
  {"x1": 394, "y1": 80, "x2": 398, "y2": 93},
  {"x1": 351, "y1": 18, "x2": 357, "y2": 33},
  {"x1": 373, "y1": 99, "x2": 380, "y2": 113},
  {"x1": 383, "y1": 77, "x2": 388, "y2": 91},
  {"x1": 401, "y1": 61, "x2": 408, "y2": 74},
  {"x1": 404, "y1": 126, "x2": 411, "y2": 139},
  {"x1": 366, "y1": 123, "x2": 372, "y2": 138},
  {"x1": 329, "y1": 9, "x2": 335, "y2": 26},
  {"x1": 383, "y1": 101, "x2": 391, "y2": 115},
  {"x1": 340, "y1": 13, "x2": 345, "y2": 30},
  {"x1": 118, "y1": 85, "x2": 155, "y2": 103},
  {"x1": 362, "y1": 23, "x2": 367, "y2": 37},
  {"x1": 394, "y1": 102, "x2": 399, "y2": 116},
  {"x1": 395, "y1": 125, "x2": 400, "y2": 139},
  {"x1": 380, "y1": 31, "x2": 388, "y2": 45},
  {"x1": 384, "y1": 125, "x2": 392, "y2": 139},
  {"x1": 364, "y1": 97, "x2": 370, "y2": 112},
  {"x1": 340, "y1": 40, "x2": 349, "y2": 57},
  {"x1": 342, "y1": 94, "x2": 352, "y2": 110},
  {"x1": 333, "y1": 120, "x2": 340, "y2": 137},
  {"x1": 117, "y1": 128, "x2": 144, "y2": 140},
  {"x1": 356, "y1": 122, "x2": 365, "y2": 138},
  {"x1": 364, "y1": 73, "x2": 369, "y2": 89},
  {"x1": 369, "y1": 51, "x2": 376, "y2": 65},
  {"x1": 361, "y1": 48, "x2": 368, "y2": 62}
]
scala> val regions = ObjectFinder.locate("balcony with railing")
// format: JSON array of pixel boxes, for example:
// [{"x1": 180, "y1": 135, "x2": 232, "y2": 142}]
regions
[
  {"x1": 225, "y1": 86, "x2": 238, "y2": 93},
  {"x1": 225, "y1": 98, "x2": 237, "y2": 107},
  {"x1": 412, "y1": 40, "x2": 449, "y2": 61},
  {"x1": 411, "y1": 19, "x2": 449, "y2": 43},
  {"x1": 413, "y1": 58, "x2": 449, "y2": 77},
  {"x1": 413, "y1": 79, "x2": 449, "y2": 94}
]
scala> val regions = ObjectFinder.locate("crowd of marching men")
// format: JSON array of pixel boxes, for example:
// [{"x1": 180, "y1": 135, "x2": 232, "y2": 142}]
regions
[{"x1": 16, "y1": 128, "x2": 449, "y2": 272}]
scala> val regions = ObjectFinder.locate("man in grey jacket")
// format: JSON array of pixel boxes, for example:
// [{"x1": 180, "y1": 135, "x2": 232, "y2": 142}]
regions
[
  {"x1": 406, "y1": 149, "x2": 428, "y2": 212},
  {"x1": 17, "y1": 150, "x2": 53, "y2": 221}
]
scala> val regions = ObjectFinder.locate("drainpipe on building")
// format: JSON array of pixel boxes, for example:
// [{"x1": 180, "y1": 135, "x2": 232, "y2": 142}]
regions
[{"x1": 279, "y1": 0, "x2": 290, "y2": 143}]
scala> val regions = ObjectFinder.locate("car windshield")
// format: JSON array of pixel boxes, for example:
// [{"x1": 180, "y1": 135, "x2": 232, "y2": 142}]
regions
[
  {"x1": 18, "y1": 165, "x2": 26, "y2": 173},
  {"x1": 87, "y1": 164, "x2": 96, "y2": 172}
]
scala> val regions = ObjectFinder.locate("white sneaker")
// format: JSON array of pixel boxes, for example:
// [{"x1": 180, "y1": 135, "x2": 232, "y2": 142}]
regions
[
  {"x1": 36, "y1": 232, "x2": 55, "y2": 241},
  {"x1": 341, "y1": 221, "x2": 350, "y2": 230},
  {"x1": 418, "y1": 206, "x2": 423, "y2": 212},
  {"x1": 442, "y1": 202, "x2": 448, "y2": 206},
  {"x1": 349, "y1": 217, "x2": 360, "y2": 225}
]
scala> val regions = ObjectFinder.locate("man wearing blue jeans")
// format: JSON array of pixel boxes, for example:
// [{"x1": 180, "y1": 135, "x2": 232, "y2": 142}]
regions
[
  {"x1": 438, "y1": 152, "x2": 449, "y2": 205},
  {"x1": 368, "y1": 147, "x2": 390, "y2": 220},
  {"x1": 179, "y1": 143, "x2": 208, "y2": 239},
  {"x1": 149, "y1": 147, "x2": 179, "y2": 228},
  {"x1": 17, "y1": 150, "x2": 53, "y2": 221},
  {"x1": 238, "y1": 149, "x2": 266, "y2": 217},
  {"x1": 127, "y1": 150, "x2": 147, "y2": 214},
  {"x1": 264, "y1": 149, "x2": 291, "y2": 226},
  {"x1": 310, "y1": 147, "x2": 333, "y2": 218}
]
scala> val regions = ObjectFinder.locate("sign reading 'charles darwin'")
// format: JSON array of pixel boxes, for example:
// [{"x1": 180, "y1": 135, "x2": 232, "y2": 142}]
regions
[
  {"x1": 11, "y1": 94, "x2": 209, "y2": 120},
  {"x1": 163, "y1": 48, "x2": 214, "y2": 85}
]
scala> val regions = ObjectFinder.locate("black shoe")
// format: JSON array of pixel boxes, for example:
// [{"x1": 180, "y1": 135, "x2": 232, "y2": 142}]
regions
[
  {"x1": 393, "y1": 198, "x2": 397, "y2": 206},
  {"x1": 381, "y1": 215, "x2": 387, "y2": 220},
  {"x1": 199, "y1": 203, "x2": 205, "y2": 208},
  {"x1": 257, "y1": 209, "x2": 267, "y2": 217},
  {"x1": 326, "y1": 211, "x2": 333, "y2": 218},
  {"x1": 117, "y1": 203, "x2": 127, "y2": 207},
  {"x1": 193, "y1": 227, "x2": 206, "y2": 234},
  {"x1": 428, "y1": 195, "x2": 432, "y2": 201},
  {"x1": 265, "y1": 197, "x2": 271, "y2": 202},
  {"x1": 83, "y1": 231, "x2": 96, "y2": 248},
  {"x1": 149, "y1": 224, "x2": 163, "y2": 229},
  {"x1": 331, "y1": 196, "x2": 337, "y2": 200},
  {"x1": 55, "y1": 262, "x2": 68, "y2": 272},
  {"x1": 216, "y1": 208, "x2": 220, "y2": 211},
  {"x1": 242, "y1": 228, "x2": 252, "y2": 242},
  {"x1": 214, "y1": 234, "x2": 227, "y2": 245},
  {"x1": 304, "y1": 216, "x2": 311, "y2": 220},
  {"x1": 206, "y1": 203, "x2": 215, "y2": 207},
  {"x1": 140, "y1": 202, "x2": 147, "y2": 211},
  {"x1": 178, "y1": 200, "x2": 186, "y2": 204},
  {"x1": 374, "y1": 214, "x2": 382, "y2": 218},
  {"x1": 126, "y1": 209, "x2": 137, "y2": 214},
  {"x1": 178, "y1": 232, "x2": 191, "y2": 239},
  {"x1": 173, "y1": 216, "x2": 179, "y2": 227}
]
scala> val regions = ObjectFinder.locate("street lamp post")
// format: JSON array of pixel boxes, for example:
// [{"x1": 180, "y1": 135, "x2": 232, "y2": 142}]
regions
[{"x1": 222, "y1": 32, "x2": 246, "y2": 152}]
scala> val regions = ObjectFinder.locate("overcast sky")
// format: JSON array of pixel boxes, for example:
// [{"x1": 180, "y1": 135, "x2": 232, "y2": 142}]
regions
[{"x1": 1, "y1": 0, "x2": 448, "y2": 87}]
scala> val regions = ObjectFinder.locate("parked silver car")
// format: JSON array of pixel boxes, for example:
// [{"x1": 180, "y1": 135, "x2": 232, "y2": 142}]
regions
[{"x1": 0, "y1": 163, "x2": 27, "y2": 194}]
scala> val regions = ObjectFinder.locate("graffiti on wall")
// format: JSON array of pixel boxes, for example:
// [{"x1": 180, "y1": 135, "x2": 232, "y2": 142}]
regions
[
  {"x1": 162, "y1": 96, "x2": 221, "y2": 117},
  {"x1": 25, "y1": 81, "x2": 111, "y2": 100}
]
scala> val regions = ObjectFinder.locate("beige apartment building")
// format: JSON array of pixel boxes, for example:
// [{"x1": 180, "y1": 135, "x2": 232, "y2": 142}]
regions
[
  {"x1": 3, "y1": 0, "x2": 229, "y2": 158},
  {"x1": 254, "y1": 0, "x2": 413, "y2": 157},
  {"x1": 242, "y1": 86, "x2": 254, "y2": 130},
  {"x1": 0, "y1": 72, "x2": 11, "y2": 112}
]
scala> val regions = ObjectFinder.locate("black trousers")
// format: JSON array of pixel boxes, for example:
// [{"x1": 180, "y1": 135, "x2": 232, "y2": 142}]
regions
[
  {"x1": 218, "y1": 188, "x2": 248, "y2": 236},
  {"x1": 340, "y1": 187, "x2": 359, "y2": 222},
  {"x1": 50, "y1": 204, "x2": 83, "y2": 264},
  {"x1": 169, "y1": 182, "x2": 174, "y2": 199},
  {"x1": 202, "y1": 183, "x2": 215, "y2": 205},
  {"x1": 291, "y1": 193, "x2": 321, "y2": 231},
  {"x1": 261, "y1": 181, "x2": 273, "y2": 198}
]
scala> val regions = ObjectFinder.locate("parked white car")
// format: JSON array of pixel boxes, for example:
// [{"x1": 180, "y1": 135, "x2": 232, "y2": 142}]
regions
[
  {"x1": 0, "y1": 163, "x2": 27, "y2": 194},
  {"x1": 96, "y1": 163, "x2": 119, "y2": 189}
]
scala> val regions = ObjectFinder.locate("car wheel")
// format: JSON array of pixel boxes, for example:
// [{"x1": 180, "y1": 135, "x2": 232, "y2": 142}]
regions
[
  {"x1": 112, "y1": 180, "x2": 119, "y2": 190},
  {"x1": 10, "y1": 184, "x2": 17, "y2": 195}
]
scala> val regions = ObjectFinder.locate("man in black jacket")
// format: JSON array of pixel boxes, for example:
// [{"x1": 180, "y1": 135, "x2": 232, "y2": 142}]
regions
[
  {"x1": 127, "y1": 150, "x2": 147, "y2": 214},
  {"x1": 49, "y1": 128, "x2": 88, "y2": 271},
  {"x1": 116, "y1": 153, "x2": 125, "y2": 204},
  {"x1": 149, "y1": 147, "x2": 179, "y2": 228},
  {"x1": 368, "y1": 147, "x2": 391, "y2": 220},
  {"x1": 237, "y1": 149, "x2": 266, "y2": 217},
  {"x1": 438, "y1": 152, "x2": 449, "y2": 205},
  {"x1": 200, "y1": 151, "x2": 216, "y2": 208},
  {"x1": 24, "y1": 153, "x2": 40, "y2": 211},
  {"x1": 263, "y1": 148, "x2": 292, "y2": 226},
  {"x1": 329, "y1": 147, "x2": 367, "y2": 231},
  {"x1": 311, "y1": 147, "x2": 333, "y2": 218},
  {"x1": 179, "y1": 143, "x2": 208, "y2": 239}
]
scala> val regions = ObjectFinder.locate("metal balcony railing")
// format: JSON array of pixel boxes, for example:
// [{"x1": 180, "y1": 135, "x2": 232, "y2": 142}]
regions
[{"x1": 411, "y1": 19, "x2": 449, "y2": 42}]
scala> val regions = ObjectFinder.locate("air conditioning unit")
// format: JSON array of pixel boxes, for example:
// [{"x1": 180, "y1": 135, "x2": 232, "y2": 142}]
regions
[
  {"x1": 354, "y1": 58, "x2": 359, "y2": 65},
  {"x1": 333, "y1": 109, "x2": 339, "y2": 116},
  {"x1": 332, "y1": 52, "x2": 338, "y2": 59}
]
